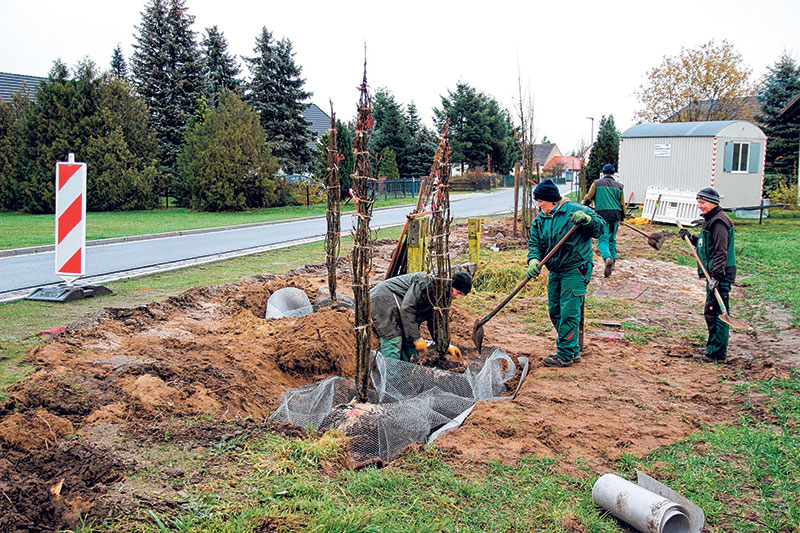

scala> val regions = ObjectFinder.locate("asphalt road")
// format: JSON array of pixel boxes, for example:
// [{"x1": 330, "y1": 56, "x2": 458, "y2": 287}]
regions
[{"x1": 3, "y1": 186, "x2": 571, "y2": 302}]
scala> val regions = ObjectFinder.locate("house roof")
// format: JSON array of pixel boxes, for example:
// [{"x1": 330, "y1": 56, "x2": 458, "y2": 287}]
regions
[
  {"x1": 543, "y1": 155, "x2": 582, "y2": 171},
  {"x1": 0, "y1": 72, "x2": 46, "y2": 101},
  {"x1": 303, "y1": 103, "x2": 331, "y2": 139},
  {"x1": 621, "y1": 121, "x2": 744, "y2": 138},
  {"x1": 780, "y1": 92, "x2": 800, "y2": 119},
  {"x1": 531, "y1": 143, "x2": 560, "y2": 165}
]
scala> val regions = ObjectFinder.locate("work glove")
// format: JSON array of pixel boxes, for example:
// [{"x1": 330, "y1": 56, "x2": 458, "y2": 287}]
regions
[
  {"x1": 526, "y1": 258, "x2": 541, "y2": 279},
  {"x1": 708, "y1": 277, "x2": 720, "y2": 291},
  {"x1": 571, "y1": 211, "x2": 591, "y2": 225},
  {"x1": 413, "y1": 338, "x2": 428, "y2": 355},
  {"x1": 582, "y1": 199, "x2": 592, "y2": 207},
  {"x1": 678, "y1": 228, "x2": 691, "y2": 241},
  {"x1": 446, "y1": 345, "x2": 462, "y2": 360}
]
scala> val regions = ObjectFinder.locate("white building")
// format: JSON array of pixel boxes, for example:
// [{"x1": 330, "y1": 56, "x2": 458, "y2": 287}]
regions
[{"x1": 619, "y1": 121, "x2": 766, "y2": 208}]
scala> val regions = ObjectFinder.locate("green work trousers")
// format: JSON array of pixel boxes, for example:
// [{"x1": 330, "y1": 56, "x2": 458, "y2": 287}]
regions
[
  {"x1": 597, "y1": 220, "x2": 619, "y2": 261},
  {"x1": 547, "y1": 263, "x2": 592, "y2": 362},
  {"x1": 704, "y1": 281, "x2": 730, "y2": 360},
  {"x1": 380, "y1": 336, "x2": 417, "y2": 362}
]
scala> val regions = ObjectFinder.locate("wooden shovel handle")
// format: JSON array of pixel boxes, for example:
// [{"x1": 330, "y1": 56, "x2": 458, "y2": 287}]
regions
[
  {"x1": 677, "y1": 221, "x2": 729, "y2": 312},
  {"x1": 620, "y1": 221, "x2": 652, "y2": 239},
  {"x1": 476, "y1": 223, "x2": 580, "y2": 328}
]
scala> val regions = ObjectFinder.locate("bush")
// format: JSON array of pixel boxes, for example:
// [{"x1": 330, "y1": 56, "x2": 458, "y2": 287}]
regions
[{"x1": 768, "y1": 180, "x2": 799, "y2": 210}]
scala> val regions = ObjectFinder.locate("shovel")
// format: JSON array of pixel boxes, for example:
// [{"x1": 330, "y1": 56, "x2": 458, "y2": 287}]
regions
[
  {"x1": 676, "y1": 221, "x2": 749, "y2": 330},
  {"x1": 620, "y1": 221, "x2": 669, "y2": 250},
  {"x1": 471, "y1": 223, "x2": 580, "y2": 352}
]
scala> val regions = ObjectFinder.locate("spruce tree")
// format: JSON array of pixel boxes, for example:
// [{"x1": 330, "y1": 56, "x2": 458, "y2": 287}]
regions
[
  {"x1": 110, "y1": 44, "x2": 129, "y2": 80},
  {"x1": 405, "y1": 101, "x2": 437, "y2": 178},
  {"x1": 131, "y1": 0, "x2": 204, "y2": 201},
  {"x1": 201, "y1": 25, "x2": 241, "y2": 108},
  {"x1": 245, "y1": 27, "x2": 313, "y2": 174},
  {"x1": 371, "y1": 89, "x2": 411, "y2": 177},
  {"x1": 585, "y1": 115, "x2": 619, "y2": 189},
  {"x1": 757, "y1": 52, "x2": 800, "y2": 182}
]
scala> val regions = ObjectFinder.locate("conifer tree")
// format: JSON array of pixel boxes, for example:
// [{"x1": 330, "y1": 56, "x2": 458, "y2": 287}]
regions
[
  {"x1": 110, "y1": 44, "x2": 129, "y2": 80},
  {"x1": 245, "y1": 27, "x2": 313, "y2": 174},
  {"x1": 131, "y1": 0, "x2": 204, "y2": 201},
  {"x1": 201, "y1": 25, "x2": 241, "y2": 108},
  {"x1": 585, "y1": 115, "x2": 619, "y2": 190},
  {"x1": 757, "y1": 52, "x2": 800, "y2": 182},
  {"x1": 371, "y1": 89, "x2": 411, "y2": 177},
  {"x1": 83, "y1": 73, "x2": 161, "y2": 211},
  {"x1": 378, "y1": 147, "x2": 400, "y2": 179},
  {"x1": 178, "y1": 89, "x2": 280, "y2": 211},
  {"x1": 405, "y1": 101, "x2": 437, "y2": 178},
  {"x1": 14, "y1": 60, "x2": 101, "y2": 213},
  {"x1": 0, "y1": 90, "x2": 31, "y2": 209}
]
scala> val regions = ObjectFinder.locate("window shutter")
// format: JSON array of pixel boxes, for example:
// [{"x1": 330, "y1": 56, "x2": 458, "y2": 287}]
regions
[
  {"x1": 748, "y1": 143, "x2": 760, "y2": 173},
  {"x1": 723, "y1": 142, "x2": 733, "y2": 172}
]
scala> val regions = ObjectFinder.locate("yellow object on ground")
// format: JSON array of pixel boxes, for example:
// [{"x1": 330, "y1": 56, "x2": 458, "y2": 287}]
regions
[{"x1": 628, "y1": 216, "x2": 650, "y2": 225}]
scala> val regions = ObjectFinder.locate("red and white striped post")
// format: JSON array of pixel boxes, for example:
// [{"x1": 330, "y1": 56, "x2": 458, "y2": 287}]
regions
[{"x1": 55, "y1": 153, "x2": 86, "y2": 286}]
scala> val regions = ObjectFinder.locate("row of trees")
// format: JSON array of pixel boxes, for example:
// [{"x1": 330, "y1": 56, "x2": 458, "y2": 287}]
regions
[{"x1": 0, "y1": 0, "x2": 316, "y2": 213}]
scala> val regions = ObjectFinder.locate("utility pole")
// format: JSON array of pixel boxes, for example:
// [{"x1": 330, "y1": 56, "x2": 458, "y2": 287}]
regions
[{"x1": 586, "y1": 117, "x2": 594, "y2": 147}]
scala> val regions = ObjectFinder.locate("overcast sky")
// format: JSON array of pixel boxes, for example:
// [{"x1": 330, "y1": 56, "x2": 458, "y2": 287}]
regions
[{"x1": 2, "y1": 0, "x2": 799, "y2": 153}]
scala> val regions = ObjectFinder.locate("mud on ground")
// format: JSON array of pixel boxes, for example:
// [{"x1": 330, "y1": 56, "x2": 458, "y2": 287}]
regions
[{"x1": 0, "y1": 217, "x2": 796, "y2": 531}]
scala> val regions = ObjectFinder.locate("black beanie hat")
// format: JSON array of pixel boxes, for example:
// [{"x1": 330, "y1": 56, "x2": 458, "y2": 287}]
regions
[
  {"x1": 452, "y1": 271, "x2": 472, "y2": 295},
  {"x1": 534, "y1": 178, "x2": 561, "y2": 202},
  {"x1": 696, "y1": 187, "x2": 720, "y2": 205}
]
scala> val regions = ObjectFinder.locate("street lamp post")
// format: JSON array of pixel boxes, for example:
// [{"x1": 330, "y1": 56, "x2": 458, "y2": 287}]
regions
[{"x1": 586, "y1": 116, "x2": 594, "y2": 146}]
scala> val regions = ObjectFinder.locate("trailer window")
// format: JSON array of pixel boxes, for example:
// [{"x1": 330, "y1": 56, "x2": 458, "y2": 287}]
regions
[{"x1": 731, "y1": 142, "x2": 749, "y2": 172}]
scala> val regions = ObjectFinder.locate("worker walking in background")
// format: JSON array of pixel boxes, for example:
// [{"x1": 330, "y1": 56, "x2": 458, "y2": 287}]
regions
[
  {"x1": 582, "y1": 164, "x2": 626, "y2": 277},
  {"x1": 678, "y1": 187, "x2": 736, "y2": 363},
  {"x1": 370, "y1": 271, "x2": 472, "y2": 362},
  {"x1": 527, "y1": 179, "x2": 606, "y2": 367}
]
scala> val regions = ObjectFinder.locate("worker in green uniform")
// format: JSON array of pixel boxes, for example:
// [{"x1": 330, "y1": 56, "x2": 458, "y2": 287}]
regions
[
  {"x1": 370, "y1": 271, "x2": 472, "y2": 362},
  {"x1": 678, "y1": 187, "x2": 736, "y2": 363},
  {"x1": 526, "y1": 179, "x2": 606, "y2": 367},
  {"x1": 582, "y1": 164, "x2": 626, "y2": 277}
]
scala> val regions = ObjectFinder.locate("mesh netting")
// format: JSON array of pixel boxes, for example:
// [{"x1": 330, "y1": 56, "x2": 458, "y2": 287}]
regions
[{"x1": 270, "y1": 349, "x2": 528, "y2": 464}]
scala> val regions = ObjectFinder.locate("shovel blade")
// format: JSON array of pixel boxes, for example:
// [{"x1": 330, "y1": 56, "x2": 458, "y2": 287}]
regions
[
  {"x1": 719, "y1": 311, "x2": 750, "y2": 330},
  {"x1": 648, "y1": 232, "x2": 668, "y2": 250},
  {"x1": 471, "y1": 319, "x2": 485, "y2": 353}
]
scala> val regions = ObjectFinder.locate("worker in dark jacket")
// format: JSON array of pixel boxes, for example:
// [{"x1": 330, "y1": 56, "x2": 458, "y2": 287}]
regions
[
  {"x1": 678, "y1": 187, "x2": 736, "y2": 363},
  {"x1": 582, "y1": 164, "x2": 626, "y2": 277},
  {"x1": 527, "y1": 179, "x2": 606, "y2": 367},
  {"x1": 370, "y1": 271, "x2": 472, "y2": 362}
]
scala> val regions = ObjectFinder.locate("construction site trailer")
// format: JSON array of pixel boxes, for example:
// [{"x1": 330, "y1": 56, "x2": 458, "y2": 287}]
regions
[{"x1": 619, "y1": 121, "x2": 766, "y2": 208}]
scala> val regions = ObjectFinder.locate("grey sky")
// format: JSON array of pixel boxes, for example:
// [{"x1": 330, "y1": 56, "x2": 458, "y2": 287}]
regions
[{"x1": 1, "y1": 0, "x2": 798, "y2": 154}]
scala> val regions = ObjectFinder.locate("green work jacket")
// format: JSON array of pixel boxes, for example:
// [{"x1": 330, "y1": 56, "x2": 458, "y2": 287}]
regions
[{"x1": 527, "y1": 200, "x2": 606, "y2": 273}]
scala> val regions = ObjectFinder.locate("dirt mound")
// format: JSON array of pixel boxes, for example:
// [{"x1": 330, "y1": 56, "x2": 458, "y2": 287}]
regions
[{"x1": 0, "y1": 441, "x2": 123, "y2": 532}]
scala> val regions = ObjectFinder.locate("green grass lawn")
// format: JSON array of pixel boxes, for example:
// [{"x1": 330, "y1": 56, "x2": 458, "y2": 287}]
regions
[{"x1": 0, "y1": 194, "x2": 433, "y2": 250}]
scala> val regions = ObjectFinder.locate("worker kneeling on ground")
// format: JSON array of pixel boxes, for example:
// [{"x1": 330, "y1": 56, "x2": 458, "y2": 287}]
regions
[
  {"x1": 582, "y1": 164, "x2": 626, "y2": 277},
  {"x1": 370, "y1": 271, "x2": 472, "y2": 362},
  {"x1": 678, "y1": 187, "x2": 736, "y2": 363},
  {"x1": 527, "y1": 178, "x2": 606, "y2": 367}
]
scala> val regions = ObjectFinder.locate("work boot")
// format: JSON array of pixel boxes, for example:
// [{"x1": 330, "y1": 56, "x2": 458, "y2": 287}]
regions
[
  {"x1": 572, "y1": 355, "x2": 582, "y2": 364},
  {"x1": 541, "y1": 355, "x2": 572, "y2": 367},
  {"x1": 604, "y1": 257, "x2": 614, "y2": 277},
  {"x1": 693, "y1": 354, "x2": 716, "y2": 363}
]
